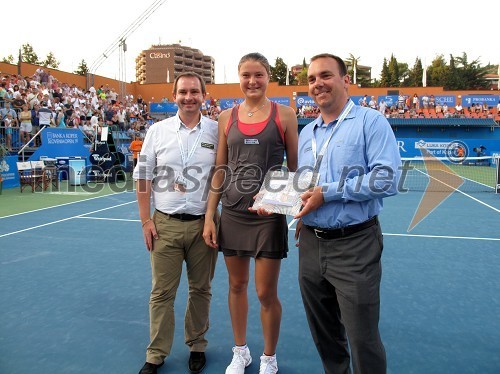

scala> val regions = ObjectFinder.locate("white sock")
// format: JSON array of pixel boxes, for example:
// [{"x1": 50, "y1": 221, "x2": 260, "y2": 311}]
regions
[{"x1": 236, "y1": 344, "x2": 248, "y2": 350}]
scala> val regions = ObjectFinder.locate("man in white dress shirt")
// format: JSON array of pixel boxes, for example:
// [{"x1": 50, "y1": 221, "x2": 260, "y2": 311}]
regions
[{"x1": 134, "y1": 72, "x2": 218, "y2": 374}]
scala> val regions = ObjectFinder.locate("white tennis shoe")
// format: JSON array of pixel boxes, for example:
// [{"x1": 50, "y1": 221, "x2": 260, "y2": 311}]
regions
[{"x1": 225, "y1": 346, "x2": 252, "y2": 374}]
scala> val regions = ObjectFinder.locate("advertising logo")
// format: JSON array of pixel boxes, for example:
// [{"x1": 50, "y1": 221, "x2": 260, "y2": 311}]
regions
[
  {"x1": 445, "y1": 140, "x2": 468, "y2": 163},
  {"x1": 0, "y1": 160, "x2": 9, "y2": 173}
]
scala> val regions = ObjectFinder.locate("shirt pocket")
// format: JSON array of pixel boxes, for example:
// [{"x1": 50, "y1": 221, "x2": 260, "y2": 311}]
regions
[
  {"x1": 333, "y1": 144, "x2": 366, "y2": 176},
  {"x1": 200, "y1": 145, "x2": 217, "y2": 163}
]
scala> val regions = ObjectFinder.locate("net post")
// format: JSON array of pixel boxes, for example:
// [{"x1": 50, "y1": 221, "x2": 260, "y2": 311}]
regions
[{"x1": 495, "y1": 156, "x2": 500, "y2": 194}]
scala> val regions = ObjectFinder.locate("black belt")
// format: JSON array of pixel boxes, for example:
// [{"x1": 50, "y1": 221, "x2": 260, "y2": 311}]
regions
[
  {"x1": 157, "y1": 210, "x2": 204, "y2": 221},
  {"x1": 305, "y1": 216, "x2": 378, "y2": 240}
]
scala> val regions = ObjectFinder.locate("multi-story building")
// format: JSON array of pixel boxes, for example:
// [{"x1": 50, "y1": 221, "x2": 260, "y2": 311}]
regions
[{"x1": 135, "y1": 43, "x2": 214, "y2": 85}]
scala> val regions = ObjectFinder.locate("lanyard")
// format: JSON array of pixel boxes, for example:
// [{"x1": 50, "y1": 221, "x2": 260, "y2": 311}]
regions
[
  {"x1": 176, "y1": 119, "x2": 204, "y2": 168},
  {"x1": 311, "y1": 99, "x2": 354, "y2": 182}
]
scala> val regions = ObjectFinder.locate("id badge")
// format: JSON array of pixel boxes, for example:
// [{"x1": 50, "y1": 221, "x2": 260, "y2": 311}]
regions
[{"x1": 174, "y1": 174, "x2": 187, "y2": 193}]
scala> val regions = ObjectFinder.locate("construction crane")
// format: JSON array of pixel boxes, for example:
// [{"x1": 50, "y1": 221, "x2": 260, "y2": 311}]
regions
[{"x1": 86, "y1": 0, "x2": 168, "y2": 94}]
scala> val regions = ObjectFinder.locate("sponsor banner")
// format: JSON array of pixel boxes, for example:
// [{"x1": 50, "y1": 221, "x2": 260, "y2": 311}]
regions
[
  {"x1": 295, "y1": 96, "x2": 317, "y2": 107},
  {"x1": 396, "y1": 137, "x2": 499, "y2": 158},
  {"x1": 492, "y1": 152, "x2": 500, "y2": 165},
  {"x1": 351, "y1": 95, "x2": 367, "y2": 106},
  {"x1": 269, "y1": 97, "x2": 291, "y2": 106},
  {"x1": 378, "y1": 95, "x2": 399, "y2": 107},
  {"x1": 461, "y1": 95, "x2": 499, "y2": 107},
  {"x1": 30, "y1": 128, "x2": 90, "y2": 162},
  {"x1": 433, "y1": 95, "x2": 456, "y2": 106},
  {"x1": 219, "y1": 98, "x2": 244, "y2": 110},
  {"x1": 1, "y1": 155, "x2": 20, "y2": 188},
  {"x1": 149, "y1": 102, "x2": 178, "y2": 113}
]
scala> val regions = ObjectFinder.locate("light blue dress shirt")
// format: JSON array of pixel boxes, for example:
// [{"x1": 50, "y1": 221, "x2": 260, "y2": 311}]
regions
[{"x1": 298, "y1": 100, "x2": 401, "y2": 229}]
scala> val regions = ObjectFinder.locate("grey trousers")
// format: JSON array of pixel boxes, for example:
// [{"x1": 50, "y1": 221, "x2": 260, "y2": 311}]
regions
[
  {"x1": 145, "y1": 212, "x2": 218, "y2": 365},
  {"x1": 298, "y1": 222, "x2": 386, "y2": 374}
]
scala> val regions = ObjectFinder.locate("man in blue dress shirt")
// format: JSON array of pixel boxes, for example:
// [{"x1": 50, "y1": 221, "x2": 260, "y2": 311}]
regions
[{"x1": 295, "y1": 53, "x2": 401, "y2": 374}]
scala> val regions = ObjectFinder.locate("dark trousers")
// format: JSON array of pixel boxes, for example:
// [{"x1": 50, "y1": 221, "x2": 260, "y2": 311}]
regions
[{"x1": 298, "y1": 222, "x2": 386, "y2": 374}]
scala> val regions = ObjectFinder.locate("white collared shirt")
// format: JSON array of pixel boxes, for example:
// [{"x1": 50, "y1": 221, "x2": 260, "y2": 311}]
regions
[{"x1": 133, "y1": 113, "x2": 218, "y2": 215}]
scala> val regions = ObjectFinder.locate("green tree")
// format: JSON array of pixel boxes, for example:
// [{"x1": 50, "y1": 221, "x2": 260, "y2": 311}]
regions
[
  {"x1": 379, "y1": 58, "x2": 390, "y2": 87},
  {"x1": 42, "y1": 52, "x2": 59, "y2": 68},
  {"x1": 1, "y1": 55, "x2": 14, "y2": 64},
  {"x1": 74, "y1": 59, "x2": 89, "y2": 76},
  {"x1": 453, "y1": 53, "x2": 490, "y2": 90},
  {"x1": 444, "y1": 55, "x2": 461, "y2": 90},
  {"x1": 398, "y1": 62, "x2": 409, "y2": 86},
  {"x1": 21, "y1": 43, "x2": 40, "y2": 64},
  {"x1": 403, "y1": 58, "x2": 423, "y2": 87},
  {"x1": 296, "y1": 67, "x2": 308, "y2": 85},
  {"x1": 358, "y1": 74, "x2": 373, "y2": 88},
  {"x1": 302, "y1": 57, "x2": 307, "y2": 68},
  {"x1": 413, "y1": 58, "x2": 424, "y2": 87},
  {"x1": 375, "y1": 52, "x2": 492, "y2": 89},
  {"x1": 426, "y1": 55, "x2": 448, "y2": 87},
  {"x1": 270, "y1": 57, "x2": 288, "y2": 85},
  {"x1": 388, "y1": 55, "x2": 400, "y2": 87}
]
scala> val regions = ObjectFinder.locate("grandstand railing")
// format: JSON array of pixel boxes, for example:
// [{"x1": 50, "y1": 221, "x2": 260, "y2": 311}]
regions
[
  {"x1": 0, "y1": 125, "x2": 95, "y2": 161},
  {"x1": 297, "y1": 117, "x2": 500, "y2": 127}
]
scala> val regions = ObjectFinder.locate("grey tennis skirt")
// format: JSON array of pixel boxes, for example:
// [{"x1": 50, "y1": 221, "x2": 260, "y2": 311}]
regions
[{"x1": 219, "y1": 207, "x2": 288, "y2": 259}]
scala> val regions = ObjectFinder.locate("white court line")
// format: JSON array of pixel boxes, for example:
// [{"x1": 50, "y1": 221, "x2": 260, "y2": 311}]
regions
[
  {"x1": 287, "y1": 218, "x2": 297, "y2": 228},
  {"x1": 453, "y1": 189, "x2": 500, "y2": 213},
  {"x1": 288, "y1": 228, "x2": 499, "y2": 241},
  {"x1": 0, "y1": 201, "x2": 136, "y2": 238},
  {"x1": 382, "y1": 232, "x2": 500, "y2": 241},
  {"x1": 44, "y1": 192, "x2": 94, "y2": 196},
  {"x1": 0, "y1": 190, "x2": 134, "y2": 220},
  {"x1": 421, "y1": 169, "x2": 499, "y2": 213},
  {"x1": 77, "y1": 216, "x2": 140, "y2": 223}
]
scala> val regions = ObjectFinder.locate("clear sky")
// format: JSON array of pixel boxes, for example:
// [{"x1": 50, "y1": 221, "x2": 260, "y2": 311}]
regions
[{"x1": 2, "y1": 0, "x2": 498, "y2": 85}]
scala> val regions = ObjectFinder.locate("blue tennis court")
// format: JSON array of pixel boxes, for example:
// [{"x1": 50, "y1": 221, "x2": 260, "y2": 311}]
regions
[{"x1": 1, "y1": 188, "x2": 499, "y2": 373}]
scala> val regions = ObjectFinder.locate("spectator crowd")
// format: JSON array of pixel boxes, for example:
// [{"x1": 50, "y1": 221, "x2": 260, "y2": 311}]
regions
[
  {"x1": 1, "y1": 70, "x2": 499, "y2": 154},
  {"x1": 297, "y1": 92, "x2": 500, "y2": 121},
  {"x1": 0, "y1": 70, "x2": 159, "y2": 153}
]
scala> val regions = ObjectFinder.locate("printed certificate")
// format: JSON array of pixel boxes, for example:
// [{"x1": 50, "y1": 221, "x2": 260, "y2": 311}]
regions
[{"x1": 252, "y1": 170, "x2": 314, "y2": 216}]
